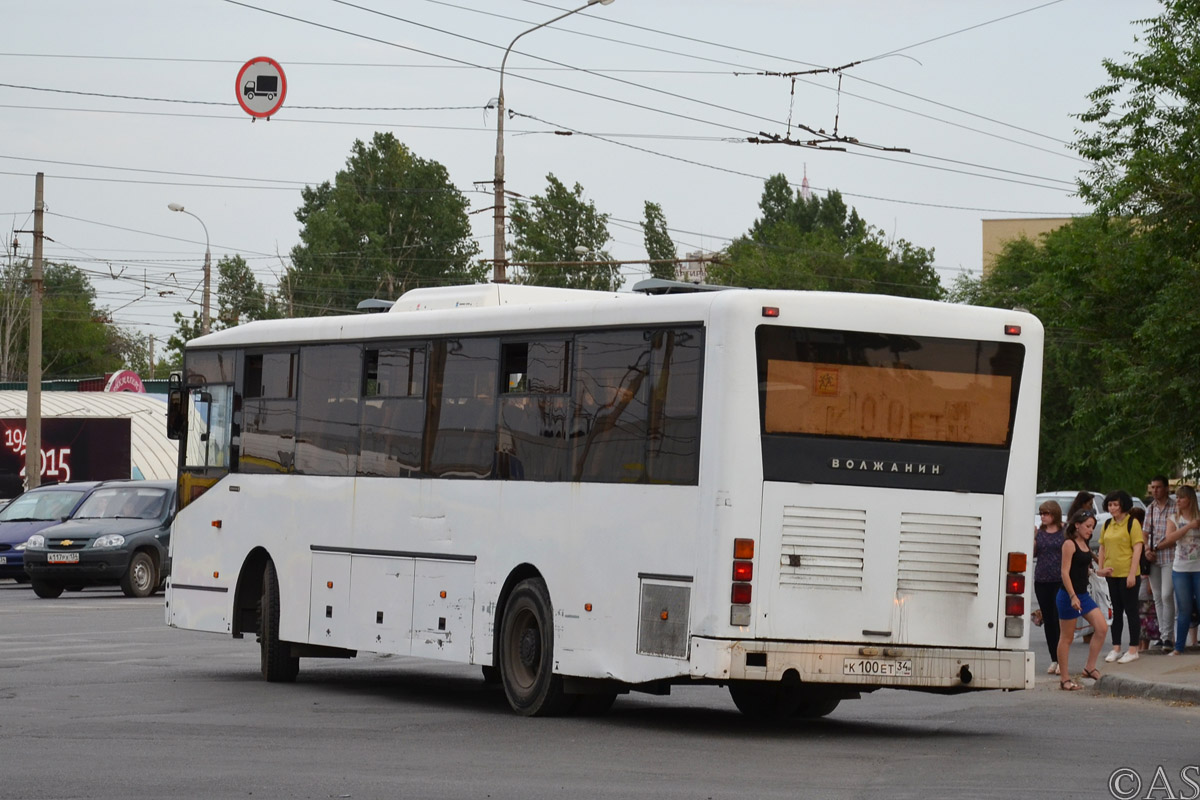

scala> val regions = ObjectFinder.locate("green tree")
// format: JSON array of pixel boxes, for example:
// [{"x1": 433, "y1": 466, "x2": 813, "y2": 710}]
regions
[
  {"x1": 0, "y1": 259, "x2": 141, "y2": 379},
  {"x1": 950, "y1": 217, "x2": 1173, "y2": 491},
  {"x1": 708, "y1": 175, "x2": 941, "y2": 300},
  {"x1": 1075, "y1": 0, "x2": 1200, "y2": 251},
  {"x1": 1066, "y1": 0, "x2": 1200, "y2": 482},
  {"x1": 216, "y1": 254, "x2": 277, "y2": 327},
  {"x1": 165, "y1": 254, "x2": 282, "y2": 367},
  {"x1": 287, "y1": 132, "x2": 483, "y2": 315},
  {"x1": 510, "y1": 174, "x2": 620, "y2": 291},
  {"x1": 641, "y1": 201, "x2": 677, "y2": 280}
]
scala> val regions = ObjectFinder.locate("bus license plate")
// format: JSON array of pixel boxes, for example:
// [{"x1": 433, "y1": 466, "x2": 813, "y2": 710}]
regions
[
  {"x1": 843, "y1": 658, "x2": 913, "y2": 677},
  {"x1": 48, "y1": 553, "x2": 79, "y2": 564}
]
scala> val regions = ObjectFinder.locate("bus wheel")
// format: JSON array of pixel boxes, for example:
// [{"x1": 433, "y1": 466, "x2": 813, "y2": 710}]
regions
[
  {"x1": 728, "y1": 682, "x2": 801, "y2": 721},
  {"x1": 120, "y1": 552, "x2": 157, "y2": 598},
  {"x1": 499, "y1": 578, "x2": 573, "y2": 716},
  {"x1": 573, "y1": 692, "x2": 618, "y2": 716},
  {"x1": 794, "y1": 695, "x2": 840, "y2": 718},
  {"x1": 31, "y1": 580, "x2": 64, "y2": 599},
  {"x1": 259, "y1": 560, "x2": 299, "y2": 682}
]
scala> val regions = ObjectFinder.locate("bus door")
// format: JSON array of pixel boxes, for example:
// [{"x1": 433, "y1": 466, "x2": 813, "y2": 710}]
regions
[{"x1": 177, "y1": 382, "x2": 234, "y2": 507}]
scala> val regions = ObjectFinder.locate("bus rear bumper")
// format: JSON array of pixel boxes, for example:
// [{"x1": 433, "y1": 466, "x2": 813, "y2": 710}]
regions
[{"x1": 689, "y1": 638, "x2": 1034, "y2": 691}]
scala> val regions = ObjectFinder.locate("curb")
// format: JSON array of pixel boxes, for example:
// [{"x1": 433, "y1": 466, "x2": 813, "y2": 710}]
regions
[{"x1": 1095, "y1": 674, "x2": 1200, "y2": 704}]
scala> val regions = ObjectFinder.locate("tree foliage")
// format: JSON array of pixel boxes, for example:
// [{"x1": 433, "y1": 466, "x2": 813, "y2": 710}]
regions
[
  {"x1": 1075, "y1": 0, "x2": 1200, "y2": 252},
  {"x1": 286, "y1": 132, "x2": 483, "y2": 315},
  {"x1": 0, "y1": 259, "x2": 144, "y2": 380},
  {"x1": 166, "y1": 255, "x2": 282, "y2": 369},
  {"x1": 641, "y1": 201, "x2": 677, "y2": 280},
  {"x1": 707, "y1": 175, "x2": 942, "y2": 300},
  {"x1": 1049, "y1": 0, "x2": 1200, "y2": 486},
  {"x1": 950, "y1": 217, "x2": 1179, "y2": 492},
  {"x1": 510, "y1": 174, "x2": 620, "y2": 291}
]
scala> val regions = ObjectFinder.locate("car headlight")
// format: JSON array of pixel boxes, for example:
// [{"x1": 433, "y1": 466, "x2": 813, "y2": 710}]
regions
[
  {"x1": 92, "y1": 534, "x2": 126, "y2": 549},
  {"x1": 25, "y1": 535, "x2": 44, "y2": 549}
]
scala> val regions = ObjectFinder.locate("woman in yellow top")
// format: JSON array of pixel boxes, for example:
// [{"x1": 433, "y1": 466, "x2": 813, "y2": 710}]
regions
[{"x1": 1099, "y1": 489, "x2": 1145, "y2": 664}]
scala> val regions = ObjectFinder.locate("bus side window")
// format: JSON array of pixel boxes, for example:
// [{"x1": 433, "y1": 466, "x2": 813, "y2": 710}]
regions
[
  {"x1": 498, "y1": 341, "x2": 570, "y2": 481},
  {"x1": 646, "y1": 328, "x2": 702, "y2": 486},
  {"x1": 426, "y1": 338, "x2": 498, "y2": 478},
  {"x1": 295, "y1": 344, "x2": 361, "y2": 476},
  {"x1": 360, "y1": 343, "x2": 426, "y2": 477},
  {"x1": 572, "y1": 330, "x2": 651, "y2": 483},
  {"x1": 241, "y1": 350, "x2": 298, "y2": 473}
]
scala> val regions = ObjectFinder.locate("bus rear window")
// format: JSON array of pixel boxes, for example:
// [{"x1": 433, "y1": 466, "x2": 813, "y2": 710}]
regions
[{"x1": 757, "y1": 326, "x2": 1023, "y2": 447}]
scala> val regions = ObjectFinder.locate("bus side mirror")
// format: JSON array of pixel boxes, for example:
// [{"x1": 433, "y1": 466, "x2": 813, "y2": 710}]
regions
[{"x1": 166, "y1": 373, "x2": 183, "y2": 441}]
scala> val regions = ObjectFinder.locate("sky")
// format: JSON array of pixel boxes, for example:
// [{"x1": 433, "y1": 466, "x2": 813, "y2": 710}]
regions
[{"x1": 0, "y1": 0, "x2": 1163, "y2": 348}]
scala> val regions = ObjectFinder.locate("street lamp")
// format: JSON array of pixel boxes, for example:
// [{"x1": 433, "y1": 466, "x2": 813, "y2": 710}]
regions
[
  {"x1": 167, "y1": 202, "x2": 212, "y2": 335},
  {"x1": 492, "y1": 0, "x2": 615, "y2": 285}
]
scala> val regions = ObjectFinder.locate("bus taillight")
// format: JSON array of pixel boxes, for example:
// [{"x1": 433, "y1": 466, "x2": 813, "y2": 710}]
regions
[
  {"x1": 1003, "y1": 551, "x2": 1027, "y2": 638},
  {"x1": 731, "y1": 583, "x2": 752, "y2": 605},
  {"x1": 731, "y1": 539, "x2": 755, "y2": 626}
]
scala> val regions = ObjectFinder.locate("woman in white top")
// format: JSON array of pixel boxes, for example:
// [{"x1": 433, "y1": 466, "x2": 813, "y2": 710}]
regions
[{"x1": 1161, "y1": 484, "x2": 1200, "y2": 656}]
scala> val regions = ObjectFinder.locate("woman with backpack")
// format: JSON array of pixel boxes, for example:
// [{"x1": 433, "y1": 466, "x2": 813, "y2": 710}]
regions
[{"x1": 1099, "y1": 489, "x2": 1145, "y2": 663}]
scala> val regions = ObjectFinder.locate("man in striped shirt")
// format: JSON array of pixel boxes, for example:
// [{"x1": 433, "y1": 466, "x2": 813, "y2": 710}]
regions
[{"x1": 1144, "y1": 475, "x2": 1176, "y2": 651}]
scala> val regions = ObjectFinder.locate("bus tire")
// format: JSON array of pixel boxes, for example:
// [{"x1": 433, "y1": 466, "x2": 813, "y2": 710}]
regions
[
  {"x1": 260, "y1": 560, "x2": 299, "y2": 683},
  {"x1": 728, "y1": 682, "x2": 801, "y2": 721},
  {"x1": 794, "y1": 695, "x2": 840, "y2": 718},
  {"x1": 120, "y1": 552, "x2": 157, "y2": 598},
  {"x1": 31, "y1": 579, "x2": 64, "y2": 599},
  {"x1": 573, "y1": 692, "x2": 617, "y2": 716},
  {"x1": 499, "y1": 578, "x2": 573, "y2": 716}
]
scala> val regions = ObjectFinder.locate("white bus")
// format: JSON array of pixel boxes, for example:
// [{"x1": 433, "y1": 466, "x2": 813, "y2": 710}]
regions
[{"x1": 165, "y1": 283, "x2": 1041, "y2": 718}]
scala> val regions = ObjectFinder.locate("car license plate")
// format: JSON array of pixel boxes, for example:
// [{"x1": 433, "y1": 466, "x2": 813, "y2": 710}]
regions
[
  {"x1": 0, "y1": 556, "x2": 5, "y2": 564},
  {"x1": 47, "y1": 553, "x2": 79, "y2": 564},
  {"x1": 843, "y1": 658, "x2": 913, "y2": 677}
]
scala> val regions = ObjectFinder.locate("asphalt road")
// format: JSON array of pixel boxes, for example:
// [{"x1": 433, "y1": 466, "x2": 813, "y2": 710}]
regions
[{"x1": 1, "y1": 580, "x2": 1197, "y2": 800}]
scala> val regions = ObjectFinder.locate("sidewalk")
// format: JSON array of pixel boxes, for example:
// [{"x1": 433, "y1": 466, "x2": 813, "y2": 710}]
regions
[{"x1": 1047, "y1": 640, "x2": 1200, "y2": 703}]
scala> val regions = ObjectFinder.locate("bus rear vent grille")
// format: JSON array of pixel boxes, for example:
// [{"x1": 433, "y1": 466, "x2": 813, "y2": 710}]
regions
[
  {"x1": 778, "y1": 505, "x2": 866, "y2": 591},
  {"x1": 897, "y1": 512, "x2": 981, "y2": 595}
]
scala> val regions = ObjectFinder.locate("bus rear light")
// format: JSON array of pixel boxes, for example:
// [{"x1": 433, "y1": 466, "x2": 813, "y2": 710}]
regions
[
  {"x1": 211, "y1": 520, "x2": 222, "y2": 529},
  {"x1": 731, "y1": 583, "x2": 752, "y2": 604},
  {"x1": 1007, "y1": 552, "x2": 1027, "y2": 573},
  {"x1": 1005, "y1": 595, "x2": 1024, "y2": 616},
  {"x1": 1007, "y1": 574, "x2": 1025, "y2": 594},
  {"x1": 730, "y1": 604, "x2": 751, "y2": 626},
  {"x1": 762, "y1": 306, "x2": 780, "y2": 318},
  {"x1": 1004, "y1": 324, "x2": 1022, "y2": 336},
  {"x1": 734, "y1": 538, "x2": 755, "y2": 559},
  {"x1": 732, "y1": 561, "x2": 753, "y2": 581}
]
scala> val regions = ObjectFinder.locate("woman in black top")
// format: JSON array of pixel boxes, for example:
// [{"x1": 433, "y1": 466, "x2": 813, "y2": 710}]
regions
[{"x1": 1055, "y1": 510, "x2": 1112, "y2": 689}]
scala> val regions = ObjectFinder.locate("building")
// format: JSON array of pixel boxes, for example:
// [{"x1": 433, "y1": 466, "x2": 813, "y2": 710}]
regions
[
  {"x1": 0, "y1": 391, "x2": 177, "y2": 498},
  {"x1": 981, "y1": 217, "x2": 1073, "y2": 276}
]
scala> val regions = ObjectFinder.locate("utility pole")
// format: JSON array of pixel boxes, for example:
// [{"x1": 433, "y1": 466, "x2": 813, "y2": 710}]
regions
[{"x1": 25, "y1": 172, "x2": 44, "y2": 490}]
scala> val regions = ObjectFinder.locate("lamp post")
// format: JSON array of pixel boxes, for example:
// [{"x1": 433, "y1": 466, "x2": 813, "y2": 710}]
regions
[
  {"x1": 167, "y1": 202, "x2": 211, "y2": 335},
  {"x1": 492, "y1": 0, "x2": 614, "y2": 285}
]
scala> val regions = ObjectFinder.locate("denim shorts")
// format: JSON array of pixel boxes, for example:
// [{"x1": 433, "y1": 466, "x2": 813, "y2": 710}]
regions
[{"x1": 1056, "y1": 587, "x2": 1099, "y2": 620}]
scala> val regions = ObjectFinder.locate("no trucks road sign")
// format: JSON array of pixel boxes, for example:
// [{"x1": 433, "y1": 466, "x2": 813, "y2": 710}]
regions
[{"x1": 236, "y1": 57, "x2": 287, "y2": 118}]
